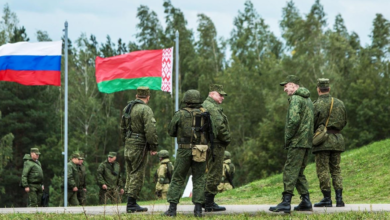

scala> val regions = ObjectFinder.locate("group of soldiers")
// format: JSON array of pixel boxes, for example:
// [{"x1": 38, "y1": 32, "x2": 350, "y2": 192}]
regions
[{"x1": 21, "y1": 76, "x2": 346, "y2": 216}]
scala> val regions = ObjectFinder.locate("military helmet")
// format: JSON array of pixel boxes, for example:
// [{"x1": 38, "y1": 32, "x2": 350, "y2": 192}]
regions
[
  {"x1": 158, "y1": 150, "x2": 169, "y2": 158},
  {"x1": 224, "y1": 151, "x2": 231, "y2": 159},
  {"x1": 183, "y1": 90, "x2": 201, "y2": 104}
]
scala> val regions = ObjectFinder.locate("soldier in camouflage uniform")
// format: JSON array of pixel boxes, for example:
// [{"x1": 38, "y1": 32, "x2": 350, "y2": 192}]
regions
[
  {"x1": 120, "y1": 86, "x2": 158, "y2": 213},
  {"x1": 97, "y1": 152, "x2": 124, "y2": 204},
  {"x1": 155, "y1": 150, "x2": 174, "y2": 200},
  {"x1": 67, "y1": 153, "x2": 80, "y2": 206},
  {"x1": 217, "y1": 151, "x2": 235, "y2": 193},
  {"x1": 202, "y1": 84, "x2": 231, "y2": 212},
  {"x1": 313, "y1": 78, "x2": 347, "y2": 207},
  {"x1": 77, "y1": 153, "x2": 87, "y2": 205},
  {"x1": 21, "y1": 148, "x2": 44, "y2": 207},
  {"x1": 270, "y1": 75, "x2": 314, "y2": 213},
  {"x1": 164, "y1": 89, "x2": 213, "y2": 217}
]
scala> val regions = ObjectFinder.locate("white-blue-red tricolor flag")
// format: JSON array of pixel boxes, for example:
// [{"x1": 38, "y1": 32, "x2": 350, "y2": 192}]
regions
[{"x1": 0, "y1": 41, "x2": 62, "y2": 86}]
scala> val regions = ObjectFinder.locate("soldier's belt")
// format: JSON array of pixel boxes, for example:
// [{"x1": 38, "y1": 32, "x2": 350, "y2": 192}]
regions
[
  {"x1": 127, "y1": 132, "x2": 146, "y2": 139},
  {"x1": 179, "y1": 144, "x2": 192, "y2": 149}
]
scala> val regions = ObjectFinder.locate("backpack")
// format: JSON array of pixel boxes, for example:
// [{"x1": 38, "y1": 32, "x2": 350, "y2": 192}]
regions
[{"x1": 181, "y1": 107, "x2": 209, "y2": 145}]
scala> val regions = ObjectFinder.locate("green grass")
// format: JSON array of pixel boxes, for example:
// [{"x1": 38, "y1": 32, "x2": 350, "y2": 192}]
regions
[{"x1": 140, "y1": 139, "x2": 390, "y2": 206}]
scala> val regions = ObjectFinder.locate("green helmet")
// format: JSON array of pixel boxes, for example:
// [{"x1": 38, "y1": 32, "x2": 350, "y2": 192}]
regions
[
  {"x1": 158, "y1": 150, "x2": 169, "y2": 158},
  {"x1": 183, "y1": 90, "x2": 201, "y2": 104},
  {"x1": 224, "y1": 151, "x2": 231, "y2": 159}
]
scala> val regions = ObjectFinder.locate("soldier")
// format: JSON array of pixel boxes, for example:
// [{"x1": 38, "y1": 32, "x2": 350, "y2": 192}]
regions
[
  {"x1": 77, "y1": 153, "x2": 87, "y2": 206},
  {"x1": 217, "y1": 151, "x2": 235, "y2": 193},
  {"x1": 120, "y1": 86, "x2": 158, "y2": 213},
  {"x1": 202, "y1": 84, "x2": 231, "y2": 212},
  {"x1": 313, "y1": 78, "x2": 347, "y2": 207},
  {"x1": 97, "y1": 152, "x2": 124, "y2": 204},
  {"x1": 21, "y1": 148, "x2": 44, "y2": 207},
  {"x1": 155, "y1": 150, "x2": 174, "y2": 200},
  {"x1": 164, "y1": 89, "x2": 214, "y2": 217},
  {"x1": 270, "y1": 75, "x2": 314, "y2": 213},
  {"x1": 68, "y1": 153, "x2": 80, "y2": 206}
]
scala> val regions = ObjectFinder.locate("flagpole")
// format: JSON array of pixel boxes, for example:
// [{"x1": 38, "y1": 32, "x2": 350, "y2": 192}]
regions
[
  {"x1": 63, "y1": 21, "x2": 69, "y2": 207},
  {"x1": 174, "y1": 31, "x2": 179, "y2": 158}
]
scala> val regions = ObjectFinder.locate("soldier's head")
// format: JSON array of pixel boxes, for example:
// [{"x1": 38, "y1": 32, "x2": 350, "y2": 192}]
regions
[
  {"x1": 71, "y1": 153, "x2": 80, "y2": 164},
  {"x1": 280, "y1": 75, "x2": 300, "y2": 96},
  {"x1": 209, "y1": 84, "x2": 227, "y2": 104},
  {"x1": 30, "y1": 148, "x2": 41, "y2": 161},
  {"x1": 108, "y1": 152, "x2": 117, "y2": 163},
  {"x1": 316, "y1": 78, "x2": 331, "y2": 95},
  {"x1": 158, "y1": 150, "x2": 169, "y2": 161},
  {"x1": 183, "y1": 90, "x2": 201, "y2": 105},
  {"x1": 78, "y1": 153, "x2": 85, "y2": 165},
  {"x1": 224, "y1": 151, "x2": 231, "y2": 160},
  {"x1": 136, "y1": 86, "x2": 150, "y2": 103}
]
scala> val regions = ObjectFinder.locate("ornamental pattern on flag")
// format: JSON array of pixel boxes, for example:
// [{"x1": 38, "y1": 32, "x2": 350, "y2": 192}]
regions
[{"x1": 161, "y1": 48, "x2": 173, "y2": 92}]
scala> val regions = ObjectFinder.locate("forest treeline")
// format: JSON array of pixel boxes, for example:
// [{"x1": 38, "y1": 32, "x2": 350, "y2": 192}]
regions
[{"x1": 0, "y1": 0, "x2": 389, "y2": 207}]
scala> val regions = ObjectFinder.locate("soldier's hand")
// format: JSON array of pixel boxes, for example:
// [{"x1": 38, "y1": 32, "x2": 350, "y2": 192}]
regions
[
  {"x1": 150, "y1": 151, "x2": 157, "y2": 156},
  {"x1": 120, "y1": 189, "x2": 124, "y2": 195},
  {"x1": 42, "y1": 185, "x2": 44, "y2": 190},
  {"x1": 73, "y1": 187, "x2": 78, "y2": 192},
  {"x1": 102, "y1": 184, "x2": 107, "y2": 190},
  {"x1": 25, "y1": 187, "x2": 30, "y2": 193},
  {"x1": 83, "y1": 188, "x2": 87, "y2": 192}
]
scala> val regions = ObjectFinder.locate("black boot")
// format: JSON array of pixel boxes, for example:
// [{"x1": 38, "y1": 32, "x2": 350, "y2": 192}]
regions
[
  {"x1": 269, "y1": 193, "x2": 292, "y2": 213},
  {"x1": 163, "y1": 202, "x2": 177, "y2": 216},
  {"x1": 204, "y1": 192, "x2": 226, "y2": 212},
  {"x1": 194, "y1": 203, "x2": 202, "y2": 217},
  {"x1": 314, "y1": 190, "x2": 332, "y2": 207},
  {"x1": 335, "y1": 189, "x2": 345, "y2": 207},
  {"x1": 126, "y1": 197, "x2": 148, "y2": 213},
  {"x1": 294, "y1": 193, "x2": 313, "y2": 211}
]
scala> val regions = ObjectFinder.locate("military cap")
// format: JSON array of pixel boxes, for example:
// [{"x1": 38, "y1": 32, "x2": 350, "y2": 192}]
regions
[
  {"x1": 30, "y1": 148, "x2": 41, "y2": 155},
  {"x1": 137, "y1": 86, "x2": 150, "y2": 98},
  {"x1": 71, "y1": 153, "x2": 80, "y2": 159},
  {"x1": 280, "y1": 75, "x2": 300, "y2": 86},
  {"x1": 317, "y1": 78, "x2": 330, "y2": 88},
  {"x1": 108, "y1": 152, "x2": 117, "y2": 158},
  {"x1": 224, "y1": 151, "x2": 231, "y2": 159},
  {"x1": 209, "y1": 84, "x2": 227, "y2": 96},
  {"x1": 78, "y1": 152, "x2": 85, "y2": 160},
  {"x1": 158, "y1": 150, "x2": 169, "y2": 158}
]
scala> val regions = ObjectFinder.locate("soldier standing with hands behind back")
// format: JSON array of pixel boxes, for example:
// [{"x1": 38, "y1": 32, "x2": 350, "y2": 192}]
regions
[
  {"x1": 67, "y1": 153, "x2": 80, "y2": 206},
  {"x1": 21, "y1": 148, "x2": 44, "y2": 207},
  {"x1": 121, "y1": 86, "x2": 158, "y2": 213}
]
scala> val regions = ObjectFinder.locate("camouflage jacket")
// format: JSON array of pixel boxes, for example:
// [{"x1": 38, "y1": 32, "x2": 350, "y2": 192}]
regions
[
  {"x1": 156, "y1": 158, "x2": 174, "y2": 184},
  {"x1": 202, "y1": 97, "x2": 231, "y2": 145},
  {"x1": 96, "y1": 160, "x2": 124, "y2": 189},
  {"x1": 221, "y1": 159, "x2": 235, "y2": 183},
  {"x1": 21, "y1": 154, "x2": 43, "y2": 187},
  {"x1": 313, "y1": 94, "x2": 347, "y2": 153},
  {"x1": 78, "y1": 164, "x2": 86, "y2": 188},
  {"x1": 67, "y1": 161, "x2": 80, "y2": 189},
  {"x1": 285, "y1": 87, "x2": 314, "y2": 149},
  {"x1": 120, "y1": 99, "x2": 158, "y2": 151}
]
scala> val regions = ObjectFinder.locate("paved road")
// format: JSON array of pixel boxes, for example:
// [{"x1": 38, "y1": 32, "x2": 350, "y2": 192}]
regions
[{"x1": 1, "y1": 204, "x2": 389, "y2": 215}]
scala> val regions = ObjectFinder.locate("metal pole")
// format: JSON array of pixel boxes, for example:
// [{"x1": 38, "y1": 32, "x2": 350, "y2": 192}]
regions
[
  {"x1": 63, "y1": 21, "x2": 68, "y2": 207},
  {"x1": 174, "y1": 31, "x2": 179, "y2": 157}
]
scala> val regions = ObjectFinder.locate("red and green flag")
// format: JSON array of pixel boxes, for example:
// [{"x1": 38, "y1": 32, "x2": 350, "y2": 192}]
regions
[{"x1": 95, "y1": 48, "x2": 173, "y2": 93}]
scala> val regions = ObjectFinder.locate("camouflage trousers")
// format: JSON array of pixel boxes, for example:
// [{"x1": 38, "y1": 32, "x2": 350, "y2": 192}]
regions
[
  {"x1": 155, "y1": 183, "x2": 169, "y2": 200},
  {"x1": 99, "y1": 188, "x2": 121, "y2": 204},
  {"x1": 77, "y1": 189, "x2": 86, "y2": 206},
  {"x1": 27, "y1": 184, "x2": 43, "y2": 207},
  {"x1": 205, "y1": 144, "x2": 226, "y2": 195},
  {"x1": 124, "y1": 145, "x2": 147, "y2": 199},
  {"x1": 315, "y1": 151, "x2": 343, "y2": 191},
  {"x1": 217, "y1": 182, "x2": 233, "y2": 193},
  {"x1": 167, "y1": 148, "x2": 206, "y2": 204},
  {"x1": 68, "y1": 190, "x2": 79, "y2": 206},
  {"x1": 283, "y1": 148, "x2": 311, "y2": 195}
]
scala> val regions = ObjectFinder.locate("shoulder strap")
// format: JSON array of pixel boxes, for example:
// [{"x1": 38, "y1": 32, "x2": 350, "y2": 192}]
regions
[{"x1": 325, "y1": 98, "x2": 334, "y2": 127}]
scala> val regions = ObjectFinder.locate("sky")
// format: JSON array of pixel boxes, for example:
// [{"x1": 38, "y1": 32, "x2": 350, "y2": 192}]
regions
[{"x1": 3, "y1": 0, "x2": 390, "y2": 48}]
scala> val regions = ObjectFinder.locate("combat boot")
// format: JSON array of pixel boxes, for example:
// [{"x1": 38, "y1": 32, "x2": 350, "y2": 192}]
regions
[
  {"x1": 294, "y1": 193, "x2": 313, "y2": 211},
  {"x1": 194, "y1": 203, "x2": 202, "y2": 217},
  {"x1": 163, "y1": 202, "x2": 177, "y2": 216},
  {"x1": 314, "y1": 190, "x2": 332, "y2": 207},
  {"x1": 335, "y1": 189, "x2": 345, "y2": 207},
  {"x1": 204, "y1": 192, "x2": 226, "y2": 212},
  {"x1": 269, "y1": 192, "x2": 292, "y2": 213},
  {"x1": 126, "y1": 197, "x2": 148, "y2": 213}
]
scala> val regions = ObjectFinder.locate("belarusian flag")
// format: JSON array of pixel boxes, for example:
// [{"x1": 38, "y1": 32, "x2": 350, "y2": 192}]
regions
[{"x1": 95, "y1": 48, "x2": 173, "y2": 93}]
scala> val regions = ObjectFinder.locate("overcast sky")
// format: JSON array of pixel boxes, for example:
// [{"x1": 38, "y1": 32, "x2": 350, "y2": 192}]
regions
[{"x1": 4, "y1": 0, "x2": 390, "y2": 48}]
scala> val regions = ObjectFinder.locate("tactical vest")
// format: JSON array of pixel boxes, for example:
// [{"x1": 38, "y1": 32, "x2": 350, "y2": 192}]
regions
[
  {"x1": 154, "y1": 161, "x2": 173, "y2": 184},
  {"x1": 122, "y1": 99, "x2": 143, "y2": 136},
  {"x1": 179, "y1": 107, "x2": 208, "y2": 145}
]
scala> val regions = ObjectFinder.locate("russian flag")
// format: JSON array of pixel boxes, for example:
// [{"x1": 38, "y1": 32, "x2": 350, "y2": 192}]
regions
[{"x1": 0, "y1": 41, "x2": 62, "y2": 86}]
